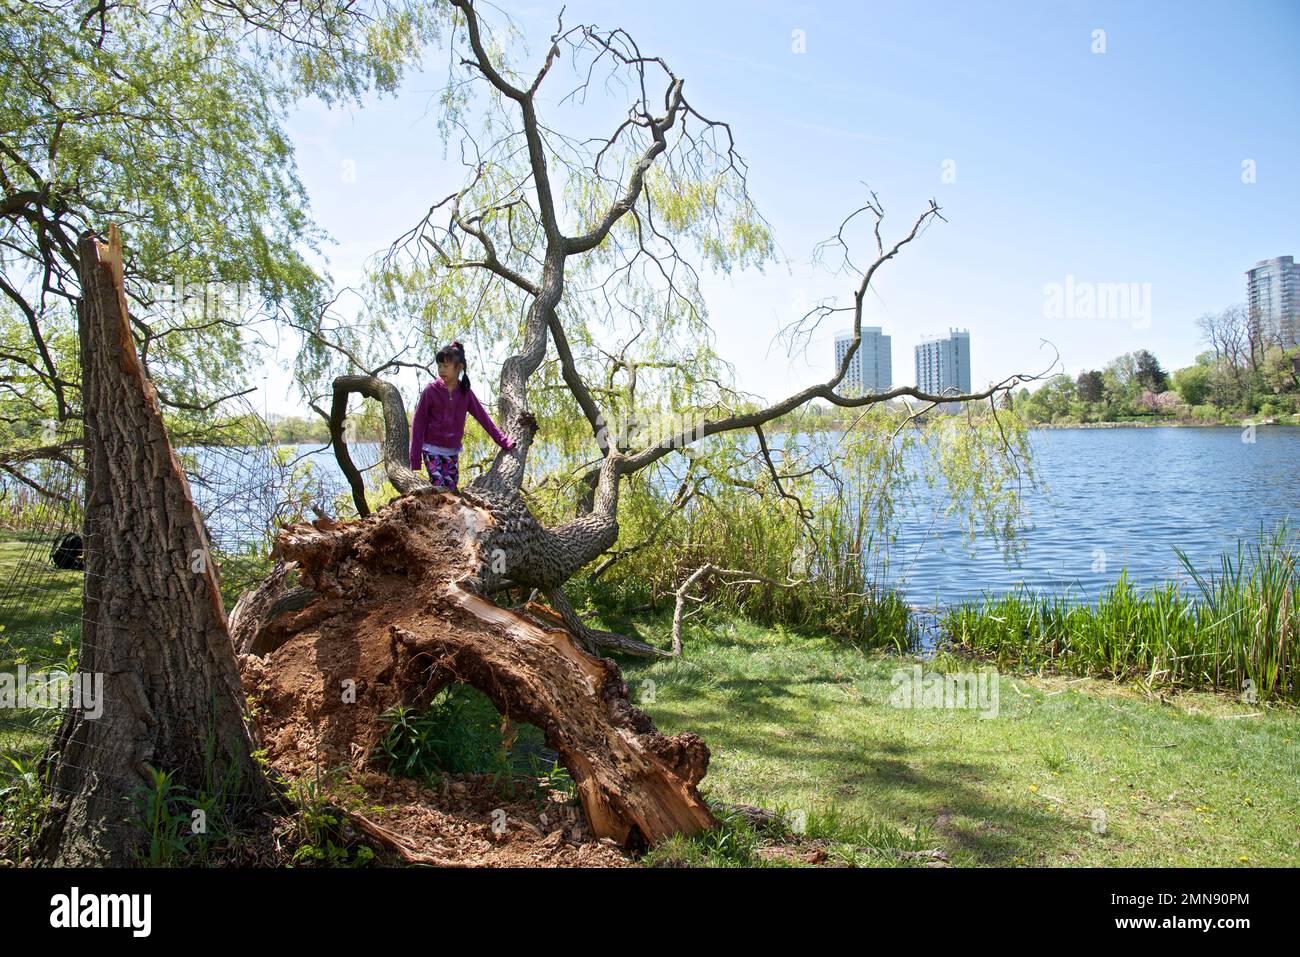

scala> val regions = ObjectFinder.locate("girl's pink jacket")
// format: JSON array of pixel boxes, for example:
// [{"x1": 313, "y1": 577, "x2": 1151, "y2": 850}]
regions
[{"x1": 408, "y1": 378, "x2": 512, "y2": 469}]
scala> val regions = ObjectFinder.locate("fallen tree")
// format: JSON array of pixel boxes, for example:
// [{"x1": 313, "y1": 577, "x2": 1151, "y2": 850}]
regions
[
  {"x1": 235, "y1": 1, "x2": 1049, "y2": 856},
  {"x1": 232, "y1": 490, "x2": 716, "y2": 846}
]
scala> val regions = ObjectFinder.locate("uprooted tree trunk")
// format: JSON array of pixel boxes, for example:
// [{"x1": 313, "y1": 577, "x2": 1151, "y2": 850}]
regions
[
  {"x1": 231, "y1": 490, "x2": 717, "y2": 846},
  {"x1": 36, "y1": 227, "x2": 274, "y2": 866},
  {"x1": 243, "y1": 0, "x2": 1047, "y2": 853}
]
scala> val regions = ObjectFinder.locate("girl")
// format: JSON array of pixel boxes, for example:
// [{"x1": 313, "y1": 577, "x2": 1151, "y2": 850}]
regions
[{"x1": 409, "y1": 341, "x2": 516, "y2": 491}]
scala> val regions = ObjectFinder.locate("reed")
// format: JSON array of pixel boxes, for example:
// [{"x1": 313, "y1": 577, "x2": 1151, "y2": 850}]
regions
[
  {"x1": 584, "y1": 447, "x2": 917, "y2": 653},
  {"x1": 941, "y1": 525, "x2": 1298, "y2": 700}
]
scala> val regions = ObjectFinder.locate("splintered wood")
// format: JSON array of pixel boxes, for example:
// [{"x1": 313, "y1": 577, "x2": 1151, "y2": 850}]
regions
[{"x1": 236, "y1": 491, "x2": 716, "y2": 847}]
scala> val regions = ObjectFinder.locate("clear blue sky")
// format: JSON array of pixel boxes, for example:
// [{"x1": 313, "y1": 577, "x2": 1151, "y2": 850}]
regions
[{"x1": 267, "y1": 0, "x2": 1300, "y2": 414}]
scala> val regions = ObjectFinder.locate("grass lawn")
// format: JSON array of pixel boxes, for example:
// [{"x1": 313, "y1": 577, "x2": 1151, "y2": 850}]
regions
[
  {"x1": 4, "y1": 530, "x2": 1298, "y2": 867},
  {"x1": 607, "y1": 609, "x2": 1300, "y2": 867},
  {"x1": 0, "y1": 536, "x2": 83, "y2": 769}
]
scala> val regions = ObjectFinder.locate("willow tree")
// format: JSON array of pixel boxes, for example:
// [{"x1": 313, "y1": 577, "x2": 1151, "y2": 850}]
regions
[
  {"x1": 0, "y1": 0, "x2": 450, "y2": 474},
  {"x1": 309, "y1": 0, "x2": 1047, "y2": 656}
]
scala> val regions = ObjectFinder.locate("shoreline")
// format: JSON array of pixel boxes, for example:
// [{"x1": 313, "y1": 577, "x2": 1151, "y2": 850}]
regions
[
  {"x1": 1030, "y1": 418, "x2": 1299, "y2": 429},
  {"x1": 804, "y1": 417, "x2": 1300, "y2": 433}
]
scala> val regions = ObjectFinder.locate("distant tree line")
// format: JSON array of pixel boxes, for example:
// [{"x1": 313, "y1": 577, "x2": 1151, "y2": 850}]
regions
[
  {"x1": 1017, "y1": 304, "x2": 1300, "y2": 425},
  {"x1": 266, "y1": 408, "x2": 384, "y2": 445}
]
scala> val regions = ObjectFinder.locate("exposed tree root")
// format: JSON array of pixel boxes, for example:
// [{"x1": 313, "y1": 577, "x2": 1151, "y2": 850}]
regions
[{"x1": 235, "y1": 490, "x2": 716, "y2": 849}]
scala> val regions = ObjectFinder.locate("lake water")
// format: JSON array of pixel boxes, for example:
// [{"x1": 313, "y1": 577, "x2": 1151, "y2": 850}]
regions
[
  {"x1": 887, "y1": 426, "x2": 1297, "y2": 607},
  {"x1": 188, "y1": 426, "x2": 1297, "y2": 608}
]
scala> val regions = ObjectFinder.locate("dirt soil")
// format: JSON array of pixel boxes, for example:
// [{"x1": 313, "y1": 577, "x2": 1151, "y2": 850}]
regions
[{"x1": 340, "y1": 772, "x2": 630, "y2": 867}]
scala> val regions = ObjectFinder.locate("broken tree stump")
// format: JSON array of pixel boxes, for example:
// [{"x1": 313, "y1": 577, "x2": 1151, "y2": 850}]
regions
[
  {"x1": 235, "y1": 491, "x2": 717, "y2": 847},
  {"x1": 37, "y1": 226, "x2": 273, "y2": 865}
]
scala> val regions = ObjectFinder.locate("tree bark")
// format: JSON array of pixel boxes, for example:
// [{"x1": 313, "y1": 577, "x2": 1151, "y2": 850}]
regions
[
  {"x1": 327, "y1": 374, "x2": 431, "y2": 517},
  {"x1": 36, "y1": 226, "x2": 273, "y2": 866}
]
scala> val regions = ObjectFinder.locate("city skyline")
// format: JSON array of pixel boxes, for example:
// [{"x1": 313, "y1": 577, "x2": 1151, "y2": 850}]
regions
[{"x1": 829, "y1": 249, "x2": 1296, "y2": 392}]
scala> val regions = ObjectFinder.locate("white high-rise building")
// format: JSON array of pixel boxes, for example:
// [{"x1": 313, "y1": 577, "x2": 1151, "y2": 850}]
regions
[
  {"x1": 914, "y1": 329, "x2": 972, "y2": 397},
  {"x1": 1247, "y1": 256, "x2": 1300, "y2": 349},
  {"x1": 833, "y1": 328, "x2": 892, "y2": 394}
]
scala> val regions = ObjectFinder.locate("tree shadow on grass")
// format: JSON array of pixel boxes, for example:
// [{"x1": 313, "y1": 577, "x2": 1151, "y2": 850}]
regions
[{"x1": 645, "y1": 675, "x2": 1095, "y2": 866}]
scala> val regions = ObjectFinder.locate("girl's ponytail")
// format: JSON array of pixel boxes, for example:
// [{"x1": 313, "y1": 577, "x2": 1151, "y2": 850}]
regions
[{"x1": 453, "y1": 340, "x2": 470, "y2": 392}]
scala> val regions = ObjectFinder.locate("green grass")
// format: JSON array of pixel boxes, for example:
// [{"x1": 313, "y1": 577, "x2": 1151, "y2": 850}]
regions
[
  {"x1": 607, "y1": 607, "x2": 1300, "y2": 867},
  {"x1": 5, "y1": 531, "x2": 1299, "y2": 867},
  {"x1": 642, "y1": 800, "x2": 944, "y2": 868},
  {"x1": 0, "y1": 536, "x2": 83, "y2": 772}
]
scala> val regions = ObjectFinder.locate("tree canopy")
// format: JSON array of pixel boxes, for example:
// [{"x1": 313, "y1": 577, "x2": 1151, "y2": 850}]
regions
[{"x1": 0, "y1": 0, "x2": 449, "y2": 466}]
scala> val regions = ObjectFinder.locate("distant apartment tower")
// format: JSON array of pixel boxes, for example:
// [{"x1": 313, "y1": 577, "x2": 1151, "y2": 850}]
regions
[
  {"x1": 914, "y1": 329, "x2": 972, "y2": 397},
  {"x1": 834, "y1": 328, "x2": 892, "y2": 394},
  {"x1": 1247, "y1": 256, "x2": 1300, "y2": 349}
]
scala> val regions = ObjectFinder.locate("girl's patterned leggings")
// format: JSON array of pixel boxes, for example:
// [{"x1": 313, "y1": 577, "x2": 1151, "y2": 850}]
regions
[{"x1": 423, "y1": 451, "x2": 460, "y2": 490}]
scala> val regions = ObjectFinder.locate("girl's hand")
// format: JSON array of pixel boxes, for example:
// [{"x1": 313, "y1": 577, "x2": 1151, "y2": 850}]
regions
[{"x1": 502, "y1": 435, "x2": 517, "y2": 451}]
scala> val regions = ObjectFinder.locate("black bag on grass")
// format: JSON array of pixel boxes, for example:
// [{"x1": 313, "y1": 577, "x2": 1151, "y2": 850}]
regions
[{"x1": 50, "y1": 532, "x2": 84, "y2": 571}]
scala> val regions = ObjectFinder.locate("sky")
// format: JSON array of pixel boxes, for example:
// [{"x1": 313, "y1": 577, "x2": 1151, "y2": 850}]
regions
[{"x1": 263, "y1": 0, "x2": 1300, "y2": 415}]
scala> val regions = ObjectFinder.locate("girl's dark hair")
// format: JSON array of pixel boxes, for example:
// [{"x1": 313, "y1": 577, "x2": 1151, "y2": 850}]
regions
[{"x1": 435, "y1": 340, "x2": 470, "y2": 391}]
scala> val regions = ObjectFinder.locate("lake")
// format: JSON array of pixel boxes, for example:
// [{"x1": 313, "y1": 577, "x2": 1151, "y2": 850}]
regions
[
  {"x1": 888, "y1": 426, "x2": 1297, "y2": 606},
  {"x1": 188, "y1": 426, "x2": 1298, "y2": 608}
]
